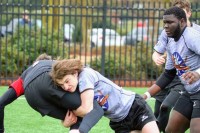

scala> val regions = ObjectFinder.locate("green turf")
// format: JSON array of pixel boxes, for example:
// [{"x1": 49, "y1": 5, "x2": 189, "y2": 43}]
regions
[{"x1": 0, "y1": 86, "x2": 189, "y2": 133}]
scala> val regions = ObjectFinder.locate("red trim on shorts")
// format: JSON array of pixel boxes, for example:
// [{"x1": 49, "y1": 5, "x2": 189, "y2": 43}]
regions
[{"x1": 9, "y1": 77, "x2": 24, "y2": 97}]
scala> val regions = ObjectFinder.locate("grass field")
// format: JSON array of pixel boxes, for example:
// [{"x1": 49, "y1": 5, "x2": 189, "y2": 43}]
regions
[{"x1": 0, "y1": 86, "x2": 188, "y2": 133}]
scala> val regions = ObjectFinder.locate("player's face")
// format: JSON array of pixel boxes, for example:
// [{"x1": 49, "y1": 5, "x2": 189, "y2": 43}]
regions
[
  {"x1": 56, "y1": 72, "x2": 78, "y2": 92},
  {"x1": 163, "y1": 14, "x2": 181, "y2": 38}
]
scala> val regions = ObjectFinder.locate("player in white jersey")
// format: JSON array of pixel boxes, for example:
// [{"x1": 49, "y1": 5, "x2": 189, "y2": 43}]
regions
[
  {"x1": 151, "y1": 0, "x2": 200, "y2": 132},
  {"x1": 144, "y1": 6, "x2": 200, "y2": 133},
  {"x1": 153, "y1": 0, "x2": 200, "y2": 64},
  {"x1": 50, "y1": 59, "x2": 160, "y2": 133}
]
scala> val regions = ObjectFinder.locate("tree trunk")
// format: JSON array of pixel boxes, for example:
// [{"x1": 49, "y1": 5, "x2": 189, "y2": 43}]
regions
[{"x1": 77, "y1": 0, "x2": 92, "y2": 55}]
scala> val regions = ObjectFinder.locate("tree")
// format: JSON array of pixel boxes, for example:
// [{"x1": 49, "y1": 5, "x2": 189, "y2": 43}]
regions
[
  {"x1": 41, "y1": 0, "x2": 64, "y2": 32},
  {"x1": 77, "y1": 0, "x2": 92, "y2": 54}
]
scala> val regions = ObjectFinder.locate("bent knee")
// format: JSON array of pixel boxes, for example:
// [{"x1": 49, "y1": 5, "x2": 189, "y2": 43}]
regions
[{"x1": 160, "y1": 104, "x2": 170, "y2": 112}]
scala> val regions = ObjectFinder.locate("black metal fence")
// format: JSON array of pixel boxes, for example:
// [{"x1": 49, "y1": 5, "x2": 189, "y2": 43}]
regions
[{"x1": 0, "y1": 0, "x2": 200, "y2": 86}]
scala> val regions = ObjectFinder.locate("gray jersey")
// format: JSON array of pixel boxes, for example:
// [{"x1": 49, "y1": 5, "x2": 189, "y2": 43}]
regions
[
  {"x1": 165, "y1": 27, "x2": 200, "y2": 94},
  {"x1": 192, "y1": 23, "x2": 200, "y2": 32},
  {"x1": 78, "y1": 67, "x2": 135, "y2": 122}
]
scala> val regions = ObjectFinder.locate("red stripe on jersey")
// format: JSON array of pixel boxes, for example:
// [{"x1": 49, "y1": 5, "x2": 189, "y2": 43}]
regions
[{"x1": 9, "y1": 77, "x2": 24, "y2": 97}]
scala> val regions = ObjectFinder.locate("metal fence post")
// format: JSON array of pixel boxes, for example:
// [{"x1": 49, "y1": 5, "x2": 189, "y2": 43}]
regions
[{"x1": 101, "y1": 0, "x2": 107, "y2": 75}]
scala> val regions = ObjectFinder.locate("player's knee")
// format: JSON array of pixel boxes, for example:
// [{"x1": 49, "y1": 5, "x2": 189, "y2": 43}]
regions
[
  {"x1": 160, "y1": 104, "x2": 170, "y2": 112},
  {"x1": 154, "y1": 110, "x2": 159, "y2": 118}
]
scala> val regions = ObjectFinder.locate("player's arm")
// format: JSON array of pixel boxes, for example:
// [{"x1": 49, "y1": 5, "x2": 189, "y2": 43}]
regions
[
  {"x1": 73, "y1": 89, "x2": 94, "y2": 117},
  {"x1": 143, "y1": 68, "x2": 176, "y2": 100},
  {"x1": 152, "y1": 51, "x2": 167, "y2": 66},
  {"x1": 65, "y1": 89, "x2": 103, "y2": 133},
  {"x1": 182, "y1": 68, "x2": 200, "y2": 84},
  {"x1": 78, "y1": 100, "x2": 103, "y2": 133},
  {"x1": 65, "y1": 100, "x2": 104, "y2": 133},
  {"x1": 153, "y1": 29, "x2": 168, "y2": 66}
]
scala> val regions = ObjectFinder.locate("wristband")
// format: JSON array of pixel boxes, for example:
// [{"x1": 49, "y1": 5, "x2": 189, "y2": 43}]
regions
[
  {"x1": 144, "y1": 92, "x2": 151, "y2": 100},
  {"x1": 196, "y1": 68, "x2": 200, "y2": 75}
]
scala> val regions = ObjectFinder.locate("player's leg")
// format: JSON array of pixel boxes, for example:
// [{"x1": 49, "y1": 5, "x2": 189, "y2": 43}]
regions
[
  {"x1": 137, "y1": 95, "x2": 160, "y2": 133},
  {"x1": 0, "y1": 77, "x2": 24, "y2": 133},
  {"x1": 190, "y1": 118, "x2": 200, "y2": 133},
  {"x1": 165, "y1": 92, "x2": 192, "y2": 133},
  {"x1": 153, "y1": 89, "x2": 168, "y2": 132},
  {"x1": 190, "y1": 91, "x2": 200, "y2": 133},
  {"x1": 0, "y1": 88, "x2": 18, "y2": 133},
  {"x1": 166, "y1": 110, "x2": 190, "y2": 133},
  {"x1": 153, "y1": 89, "x2": 168, "y2": 118},
  {"x1": 154, "y1": 99, "x2": 162, "y2": 118},
  {"x1": 157, "y1": 86, "x2": 182, "y2": 132},
  {"x1": 110, "y1": 94, "x2": 159, "y2": 133},
  {"x1": 157, "y1": 106, "x2": 169, "y2": 133},
  {"x1": 141, "y1": 121, "x2": 160, "y2": 133}
]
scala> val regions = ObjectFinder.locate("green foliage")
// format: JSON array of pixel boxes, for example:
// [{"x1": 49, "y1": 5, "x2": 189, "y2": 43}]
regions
[
  {"x1": 91, "y1": 43, "x2": 163, "y2": 80},
  {"x1": 92, "y1": 20, "x2": 115, "y2": 29},
  {"x1": 191, "y1": 12, "x2": 200, "y2": 25},
  {"x1": 72, "y1": 23, "x2": 82, "y2": 42},
  {"x1": 91, "y1": 53, "x2": 127, "y2": 79},
  {"x1": 0, "y1": 25, "x2": 68, "y2": 77}
]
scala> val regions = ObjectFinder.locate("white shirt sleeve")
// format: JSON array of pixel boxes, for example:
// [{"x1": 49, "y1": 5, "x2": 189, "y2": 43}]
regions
[{"x1": 154, "y1": 29, "x2": 168, "y2": 54}]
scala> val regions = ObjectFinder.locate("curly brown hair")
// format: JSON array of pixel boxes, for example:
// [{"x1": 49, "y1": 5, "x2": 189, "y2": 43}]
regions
[
  {"x1": 50, "y1": 59, "x2": 83, "y2": 84},
  {"x1": 172, "y1": 0, "x2": 191, "y2": 12},
  {"x1": 35, "y1": 53, "x2": 52, "y2": 61}
]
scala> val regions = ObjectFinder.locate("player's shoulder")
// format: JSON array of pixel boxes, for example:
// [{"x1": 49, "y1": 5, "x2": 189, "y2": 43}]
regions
[
  {"x1": 184, "y1": 27, "x2": 200, "y2": 37},
  {"x1": 159, "y1": 29, "x2": 167, "y2": 38},
  {"x1": 192, "y1": 23, "x2": 200, "y2": 32},
  {"x1": 82, "y1": 67, "x2": 94, "y2": 73},
  {"x1": 80, "y1": 67, "x2": 96, "y2": 78}
]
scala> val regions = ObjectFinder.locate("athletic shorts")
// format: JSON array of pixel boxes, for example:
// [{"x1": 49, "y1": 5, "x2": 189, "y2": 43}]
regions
[
  {"x1": 154, "y1": 76, "x2": 183, "y2": 103},
  {"x1": 173, "y1": 91, "x2": 193, "y2": 120},
  {"x1": 190, "y1": 90, "x2": 200, "y2": 118},
  {"x1": 153, "y1": 89, "x2": 169, "y2": 103},
  {"x1": 109, "y1": 94, "x2": 156, "y2": 133},
  {"x1": 162, "y1": 84, "x2": 184, "y2": 108}
]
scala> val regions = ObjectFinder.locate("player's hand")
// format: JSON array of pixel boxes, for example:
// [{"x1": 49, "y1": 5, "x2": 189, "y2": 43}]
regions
[
  {"x1": 62, "y1": 110, "x2": 78, "y2": 127},
  {"x1": 182, "y1": 71, "x2": 200, "y2": 84},
  {"x1": 152, "y1": 52, "x2": 166, "y2": 66},
  {"x1": 141, "y1": 94, "x2": 147, "y2": 100}
]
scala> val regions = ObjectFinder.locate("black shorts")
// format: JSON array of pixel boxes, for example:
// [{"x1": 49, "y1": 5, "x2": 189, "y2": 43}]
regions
[
  {"x1": 109, "y1": 94, "x2": 156, "y2": 133},
  {"x1": 154, "y1": 76, "x2": 183, "y2": 103},
  {"x1": 153, "y1": 89, "x2": 169, "y2": 103},
  {"x1": 190, "y1": 90, "x2": 200, "y2": 118},
  {"x1": 162, "y1": 84, "x2": 184, "y2": 108},
  {"x1": 173, "y1": 91, "x2": 193, "y2": 120}
]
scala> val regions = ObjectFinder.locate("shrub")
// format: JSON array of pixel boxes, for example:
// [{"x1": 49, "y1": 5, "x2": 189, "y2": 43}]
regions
[
  {"x1": 90, "y1": 43, "x2": 163, "y2": 80},
  {"x1": 1, "y1": 25, "x2": 68, "y2": 77}
]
